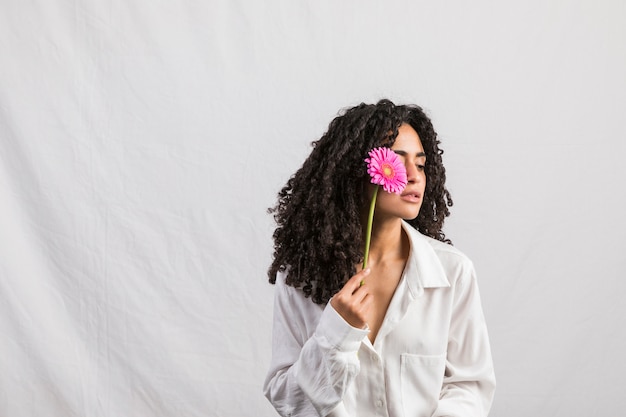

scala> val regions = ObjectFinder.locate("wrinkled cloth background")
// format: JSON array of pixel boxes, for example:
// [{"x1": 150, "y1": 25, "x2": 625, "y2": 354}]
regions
[{"x1": 1, "y1": 1, "x2": 625, "y2": 416}]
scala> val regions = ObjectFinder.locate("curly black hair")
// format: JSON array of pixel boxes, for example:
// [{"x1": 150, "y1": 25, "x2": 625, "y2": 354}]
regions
[{"x1": 267, "y1": 99, "x2": 453, "y2": 304}]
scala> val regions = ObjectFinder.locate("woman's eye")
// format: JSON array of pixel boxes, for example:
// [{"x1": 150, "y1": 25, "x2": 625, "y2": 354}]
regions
[{"x1": 416, "y1": 164, "x2": 425, "y2": 171}]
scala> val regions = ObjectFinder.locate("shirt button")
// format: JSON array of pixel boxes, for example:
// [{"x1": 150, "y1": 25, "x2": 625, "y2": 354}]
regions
[{"x1": 375, "y1": 400, "x2": 383, "y2": 407}]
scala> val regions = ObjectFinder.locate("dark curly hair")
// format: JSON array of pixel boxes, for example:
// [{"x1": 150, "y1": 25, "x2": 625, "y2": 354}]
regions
[{"x1": 267, "y1": 99, "x2": 453, "y2": 304}]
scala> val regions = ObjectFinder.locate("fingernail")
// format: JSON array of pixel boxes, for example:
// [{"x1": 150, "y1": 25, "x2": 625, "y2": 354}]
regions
[{"x1": 364, "y1": 268, "x2": 371, "y2": 275}]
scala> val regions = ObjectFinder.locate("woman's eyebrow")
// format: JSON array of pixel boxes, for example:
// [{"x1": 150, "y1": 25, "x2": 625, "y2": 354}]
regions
[{"x1": 393, "y1": 150, "x2": 426, "y2": 158}]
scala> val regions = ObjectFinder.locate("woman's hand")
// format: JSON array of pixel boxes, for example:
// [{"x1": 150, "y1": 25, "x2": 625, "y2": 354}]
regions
[{"x1": 330, "y1": 268, "x2": 372, "y2": 329}]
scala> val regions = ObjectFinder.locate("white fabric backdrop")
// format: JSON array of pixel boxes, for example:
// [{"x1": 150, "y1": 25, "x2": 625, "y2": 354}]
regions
[{"x1": 1, "y1": 1, "x2": 625, "y2": 416}]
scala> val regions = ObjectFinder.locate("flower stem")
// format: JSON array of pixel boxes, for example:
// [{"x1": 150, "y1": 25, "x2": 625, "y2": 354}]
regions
[{"x1": 362, "y1": 186, "x2": 379, "y2": 270}]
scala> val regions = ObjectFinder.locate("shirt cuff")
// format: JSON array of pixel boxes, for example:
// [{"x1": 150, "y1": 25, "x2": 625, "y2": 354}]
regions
[{"x1": 315, "y1": 300, "x2": 369, "y2": 352}]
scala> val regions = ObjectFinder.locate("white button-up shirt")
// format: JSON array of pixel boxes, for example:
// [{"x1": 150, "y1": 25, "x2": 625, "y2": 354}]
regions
[{"x1": 264, "y1": 222, "x2": 496, "y2": 417}]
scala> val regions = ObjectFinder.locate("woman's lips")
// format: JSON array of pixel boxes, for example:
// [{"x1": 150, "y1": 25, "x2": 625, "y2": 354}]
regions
[{"x1": 400, "y1": 191, "x2": 422, "y2": 203}]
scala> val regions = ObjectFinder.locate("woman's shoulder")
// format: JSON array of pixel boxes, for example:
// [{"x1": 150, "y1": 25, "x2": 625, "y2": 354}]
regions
[
  {"x1": 403, "y1": 222, "x2": 475, "y2": 273},
  {"x1": 274, "y1": 270, "x2": 325, "y2": 307},
  {"x1": 425, "y1": 234, "x2": 470, "y2": 262},
  {"x1": 429, "y1": 235, "x2": 474, "y2": 270}
]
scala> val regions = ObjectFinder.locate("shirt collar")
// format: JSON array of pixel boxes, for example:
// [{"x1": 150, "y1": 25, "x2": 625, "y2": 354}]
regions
[{"x1": 401, "y1": 220, "x2": 450, "y2": 298}]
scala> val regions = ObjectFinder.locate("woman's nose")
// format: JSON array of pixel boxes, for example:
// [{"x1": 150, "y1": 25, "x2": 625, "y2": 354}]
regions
[{"x1": 405, "y1": 163, "x2": 419, "y2": 183}]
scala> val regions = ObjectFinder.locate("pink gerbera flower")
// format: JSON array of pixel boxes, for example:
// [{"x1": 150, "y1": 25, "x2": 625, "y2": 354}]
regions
[
  {"x1": 365, "y1": 147, "x2": 408, "y2": 194},
  {"x1": 361, "y1": 147, "x2": 408, "y2": 272}
]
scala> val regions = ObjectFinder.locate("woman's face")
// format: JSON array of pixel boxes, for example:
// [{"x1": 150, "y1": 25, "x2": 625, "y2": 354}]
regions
[{"x1": 370, "y1": 123, "x2": 426, "y2": 221}]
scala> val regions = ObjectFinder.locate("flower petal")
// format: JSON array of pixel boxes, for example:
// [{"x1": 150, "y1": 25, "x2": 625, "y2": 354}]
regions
[{"x1": 364, "y1": 147, "x2": 408, "y2": 194}]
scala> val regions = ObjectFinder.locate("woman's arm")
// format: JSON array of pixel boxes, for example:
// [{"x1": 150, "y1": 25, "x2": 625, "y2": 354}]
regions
[
  {"x1": 433, "y1": 261, "x2": 496, "y2": 417},
  {"x1": 263, "y1": 272, "x2": 369, "y2": 417}
]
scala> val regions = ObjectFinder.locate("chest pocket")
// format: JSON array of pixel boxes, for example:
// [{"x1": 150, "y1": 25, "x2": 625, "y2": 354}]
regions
[{"x1": 400, "y1": 352, "x2": 446, "y2": 417}]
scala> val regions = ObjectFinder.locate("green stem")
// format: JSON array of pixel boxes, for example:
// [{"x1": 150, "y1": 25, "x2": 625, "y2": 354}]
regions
[{"x1": 362, "y1": 186, "x2": 379, "y2": 270}]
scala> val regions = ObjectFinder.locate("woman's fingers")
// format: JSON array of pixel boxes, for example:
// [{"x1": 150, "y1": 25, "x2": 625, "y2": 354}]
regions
[
  {"x1": 348, "y1": 268, "x2": 371, "y2": 293},
  {"x1": 330, "y1": 268, "x2": 373, "y2": 328}
]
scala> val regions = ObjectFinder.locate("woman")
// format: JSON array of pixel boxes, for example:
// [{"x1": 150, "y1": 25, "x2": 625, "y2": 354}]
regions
[{"x1": 264, "y1": 99, "x2": 495, "y2": 417}]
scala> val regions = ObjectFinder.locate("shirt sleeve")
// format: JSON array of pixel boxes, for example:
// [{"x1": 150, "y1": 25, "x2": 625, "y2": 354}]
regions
[
  {"x1": 263, "y1": 273, "x2": 369, "y2": 417},
  {"x1": 432, "y1": 260, "x2": 496, "y2": 417}
]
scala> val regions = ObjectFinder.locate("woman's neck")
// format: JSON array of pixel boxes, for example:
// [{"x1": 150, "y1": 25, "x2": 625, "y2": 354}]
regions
[{"x1": 362, "y1": 218, "x2": 408, "y2": 267}]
